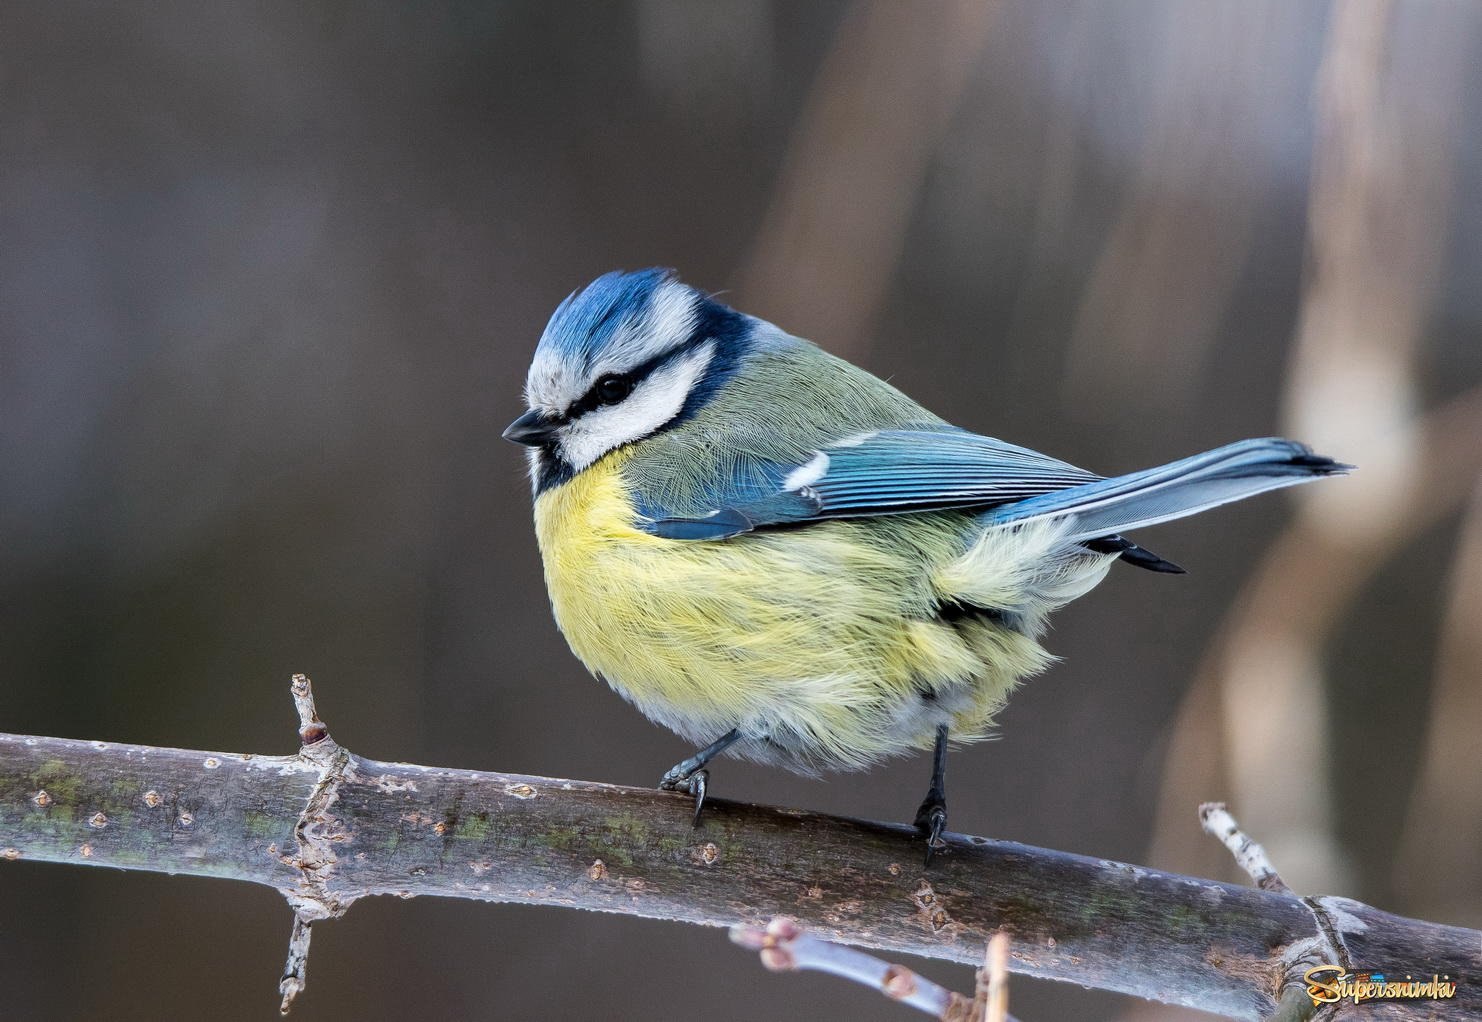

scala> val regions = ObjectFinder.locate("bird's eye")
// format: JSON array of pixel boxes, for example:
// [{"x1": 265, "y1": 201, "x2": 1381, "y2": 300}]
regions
[{"x1": 594, "y1": 373, "x2": 633, "y2": 405}]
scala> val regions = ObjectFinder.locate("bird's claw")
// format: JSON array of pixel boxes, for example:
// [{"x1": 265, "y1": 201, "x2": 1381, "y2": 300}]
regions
[
  {"x1": 659, "y1": 767, "x2": 709, "y2": 826},
  {"x1": 915, "y1": 794, "x2": 948, "y2": 868}
]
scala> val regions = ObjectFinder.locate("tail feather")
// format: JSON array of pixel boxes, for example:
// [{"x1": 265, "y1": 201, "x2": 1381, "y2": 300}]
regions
[
  {"x1": 1082, "y1": 535, "x2": 1186, "y2": 573},
  {"x1": 987, "y1": 438, "x2": 1351, "y2": 541}
]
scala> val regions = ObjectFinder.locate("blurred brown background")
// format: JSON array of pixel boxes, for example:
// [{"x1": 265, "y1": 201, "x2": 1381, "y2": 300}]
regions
[{"x1": 3, "y1": 2, "x2": 1479, "y2": 1019}]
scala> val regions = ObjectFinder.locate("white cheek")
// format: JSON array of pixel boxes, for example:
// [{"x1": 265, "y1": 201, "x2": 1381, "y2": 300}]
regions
[{"x1": 558, "y1": 343, "x2": 714, "y2": 471}]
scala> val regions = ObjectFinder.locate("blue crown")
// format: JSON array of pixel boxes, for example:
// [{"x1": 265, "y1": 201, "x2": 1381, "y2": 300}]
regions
[{"x1": 537, "y1": 268, "x2": 678, "y2": 368}]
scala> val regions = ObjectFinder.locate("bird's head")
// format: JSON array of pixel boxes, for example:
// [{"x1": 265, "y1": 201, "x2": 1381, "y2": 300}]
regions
[{"x1": 505, "y1": 269, "x2": 747, "y2": 490}]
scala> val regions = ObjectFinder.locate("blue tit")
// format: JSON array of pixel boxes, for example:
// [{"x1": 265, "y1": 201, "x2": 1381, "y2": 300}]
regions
[{"x1": 504, "y1": 268, "x2": 1348, "y2": 860}]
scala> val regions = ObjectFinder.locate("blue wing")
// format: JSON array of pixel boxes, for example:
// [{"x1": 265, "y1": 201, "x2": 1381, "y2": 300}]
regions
[
  {"x1": 636, "y1": 431, "x2": 1348, "y2": 543},
  {"x1": 637, "y1": 428, "x2": 1102, "y2": 540}
]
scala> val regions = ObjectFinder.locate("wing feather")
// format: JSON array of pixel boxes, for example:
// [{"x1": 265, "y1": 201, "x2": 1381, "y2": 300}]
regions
[{"x1": 640, "y1": 428, "x2": 1100, "y2": 539}]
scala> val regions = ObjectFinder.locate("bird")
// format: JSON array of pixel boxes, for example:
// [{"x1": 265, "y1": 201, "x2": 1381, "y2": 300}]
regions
[{"x1": 503, "y1": 268, "x2": 1348, "y2": 863}]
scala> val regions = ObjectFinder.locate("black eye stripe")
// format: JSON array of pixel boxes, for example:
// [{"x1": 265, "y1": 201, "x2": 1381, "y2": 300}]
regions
[
  {"x1": 566, "y1": 340, "x2": 703, "y2": 418},
  {"x1": 566, "y1": 374, "x2": 634, "y2": 418}
]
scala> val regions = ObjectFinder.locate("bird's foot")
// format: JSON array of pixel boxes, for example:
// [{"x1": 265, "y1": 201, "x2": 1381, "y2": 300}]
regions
[
  {"x1": 914, "y1": 789, "x2": 948, "y2": 868},
  {"x1": 657, "y1": 729, "x2": 741, "y2": 827},
  {"x1": 658, "y1": 765, "x2": 709, "y2": 826}
]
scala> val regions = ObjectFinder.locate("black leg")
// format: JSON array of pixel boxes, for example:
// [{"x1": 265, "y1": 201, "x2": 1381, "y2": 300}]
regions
[
  {"x1": 914, "y1": 724, "x2": 950, "y2": 867},
  {"x1": 659, "y1": 728, "x2": 742, "y2": 826}
]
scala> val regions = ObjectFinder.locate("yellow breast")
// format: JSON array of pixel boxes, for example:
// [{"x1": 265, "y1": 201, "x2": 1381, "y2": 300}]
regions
[{"x1": 530, "y1": 447, "x2": 1045, "y2": 770}]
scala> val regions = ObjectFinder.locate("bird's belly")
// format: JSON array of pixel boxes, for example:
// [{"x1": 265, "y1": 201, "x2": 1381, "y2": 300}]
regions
[{"x1": 532, "y1": 451, "x2": 1052, "y2": 772}]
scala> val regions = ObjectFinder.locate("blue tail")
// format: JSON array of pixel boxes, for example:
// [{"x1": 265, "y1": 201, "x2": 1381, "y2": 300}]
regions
[{"x1": 985, "y1": 438, "x2": 1351, "y2": 541}]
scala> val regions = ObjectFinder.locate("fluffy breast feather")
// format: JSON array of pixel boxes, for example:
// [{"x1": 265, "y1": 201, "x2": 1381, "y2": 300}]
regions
[{"x1": 532, "y1": 446, "x2": 1115, "y2": 773}]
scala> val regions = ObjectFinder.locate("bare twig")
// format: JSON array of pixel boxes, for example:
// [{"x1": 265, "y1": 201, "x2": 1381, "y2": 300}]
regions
[
  {"x1": 731, "y1": 919, "x2": 1019, "y2": 1022},
  {"x1": 983, "y1": 931, "x2": 1010, "y2": 1022},
  {"x1": 278, "y1": 908, "x2": 315, "y2": 1015},
  {"x1": 290, "y1": 673, "x2": 329, "y2": 748},
  {"x1": 731, "y1": 916, "x2": 966, "y2": 1018},
  {"x1": 1198, "y1": 802, "x2": 1365, "y2": 1020},
  {"x1": 276, "y1": 675, "x2": 356, "y2": 1012},
  {"x1": 1198, "y1": 802, "x2": 1291, "y2": 895},
  {"x1": 1, "y1": 680, "x2": 1477, "y2": 1018}
]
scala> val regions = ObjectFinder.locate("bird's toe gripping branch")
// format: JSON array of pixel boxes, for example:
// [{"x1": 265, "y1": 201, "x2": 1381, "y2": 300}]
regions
[
  {"x1": 914, "y1": 793, "x2": 949, "y2": 868},
  {"x1": 659, "y1": 766, "x2": 710, "y2": 826},
  {"x1": 657, "y1": 728, "x2": 743, "y2": 827}
]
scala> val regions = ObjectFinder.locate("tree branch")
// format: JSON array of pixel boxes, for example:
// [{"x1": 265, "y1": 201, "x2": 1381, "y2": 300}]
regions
[{"x1": 0, "y1": 678, "x2": 1474, "y2": 1019}]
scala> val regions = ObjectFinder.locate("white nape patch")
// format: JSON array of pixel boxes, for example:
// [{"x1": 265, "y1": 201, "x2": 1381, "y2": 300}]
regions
[
  {"x1": 830, "y1": 430, "x2": 878, "y2": 448},
  {"x1": 558, "y1": 341, "x2": 715, "y2": 471},
  {"x1": 783, "y1": 452, "x2": 830, "y2": 491}
]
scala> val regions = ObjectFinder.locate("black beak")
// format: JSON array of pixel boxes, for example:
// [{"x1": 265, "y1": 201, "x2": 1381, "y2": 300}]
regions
[{"x1": 502, "y1": 408, "x2": 560, "y2": 447}]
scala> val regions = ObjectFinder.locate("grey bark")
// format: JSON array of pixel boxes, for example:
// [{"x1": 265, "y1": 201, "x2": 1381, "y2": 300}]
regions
[{"x1": 0, "y1": 727, "x2": 1474, "y2": 1019}]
